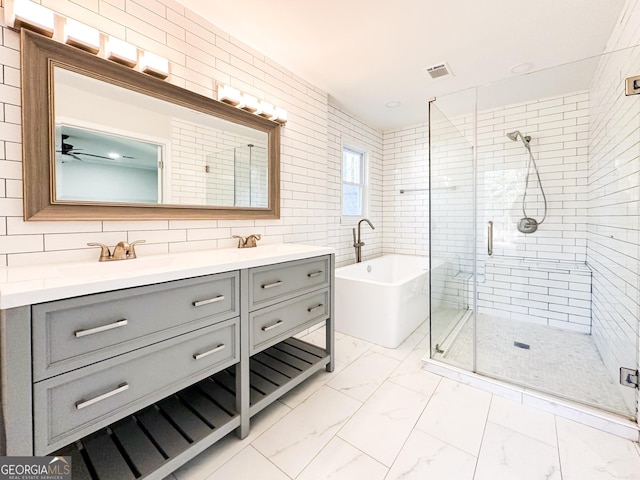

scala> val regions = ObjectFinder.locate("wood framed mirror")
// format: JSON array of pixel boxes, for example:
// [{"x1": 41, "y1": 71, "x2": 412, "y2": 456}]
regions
[{"x1": 21, "y1": 29, "x2": 281, "y2": 221}]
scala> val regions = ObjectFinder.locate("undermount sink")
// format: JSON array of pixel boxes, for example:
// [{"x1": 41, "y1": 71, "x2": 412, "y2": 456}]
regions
[{"x1": 58, "y1": 255, "x2": 177, "y2": 277}]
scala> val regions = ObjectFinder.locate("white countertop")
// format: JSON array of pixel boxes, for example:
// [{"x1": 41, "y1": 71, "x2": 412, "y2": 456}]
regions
[{"x1": 0, "y1": 243, "x2": 334, "y2": 309}]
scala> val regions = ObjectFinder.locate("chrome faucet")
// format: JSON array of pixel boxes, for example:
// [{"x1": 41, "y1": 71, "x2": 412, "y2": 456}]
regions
[
  {"x1": 353, "y1": 218, "x2": 375, "y2": 263},
  {"x1": 87, "y1": 240, "x2": 146, "y2": 262}
]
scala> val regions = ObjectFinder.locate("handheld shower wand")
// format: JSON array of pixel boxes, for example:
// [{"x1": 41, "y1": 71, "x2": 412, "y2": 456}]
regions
[{"x1": 506, "y1": 130, "x2": 547, "y2": 234}]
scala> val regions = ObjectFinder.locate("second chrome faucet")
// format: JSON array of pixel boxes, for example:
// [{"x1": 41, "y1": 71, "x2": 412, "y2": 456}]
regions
[{"x1": 353, "y1": 218, "x2": 375, "y2": 263}]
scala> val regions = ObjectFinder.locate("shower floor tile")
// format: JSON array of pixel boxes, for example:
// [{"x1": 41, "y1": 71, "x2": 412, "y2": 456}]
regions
[{"x1": 439, "y1": 313, "x2": 631, "y2": 416}]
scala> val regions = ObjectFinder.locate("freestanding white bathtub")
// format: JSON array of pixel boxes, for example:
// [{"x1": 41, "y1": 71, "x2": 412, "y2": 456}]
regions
[{"x1": 335, "y1": 254, "x2": 437, "y2": 348}]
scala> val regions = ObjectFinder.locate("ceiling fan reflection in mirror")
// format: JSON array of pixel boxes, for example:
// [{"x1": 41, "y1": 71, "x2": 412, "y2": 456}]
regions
[
  {"x1": 56, "y1": 133, "x2": 136, "y2": 163},
  {"x1": 54, "y1": 124, "x2": 160, "y2": 170}
]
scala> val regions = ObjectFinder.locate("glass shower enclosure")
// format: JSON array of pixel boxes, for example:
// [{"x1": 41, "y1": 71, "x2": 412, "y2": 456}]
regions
[{"x1": 428, "y1": 46, "x2": 640, "y2": 419}]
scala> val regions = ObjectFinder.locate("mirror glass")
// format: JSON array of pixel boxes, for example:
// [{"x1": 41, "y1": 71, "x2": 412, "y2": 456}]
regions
[
  {"x1": 54, "y1": 68, "x2": 269, "y2": 208},
  {"x1": 21, "y1": 30, "x2": 279, "y2": 220}
]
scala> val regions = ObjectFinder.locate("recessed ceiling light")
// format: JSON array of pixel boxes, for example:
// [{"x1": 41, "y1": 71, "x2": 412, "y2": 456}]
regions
[
  {"x1": 510, "y1": 62, "x2": 533, "y2": 74},
  {"x1": 386, "y1": 101, "x2": 401, "y2": 108}
]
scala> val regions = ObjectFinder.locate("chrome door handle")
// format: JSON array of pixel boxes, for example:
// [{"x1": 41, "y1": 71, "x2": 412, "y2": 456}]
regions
[
  {"x1": 76, "y1": 383, "x2": 129, "y2": 410},
  {"x1": 262, "y1": 280, "x2": 283, "y2": 289},
  {"x1": 307, "y1": 271, "x2": 322, "y2": 278},
  {"x1": 193, "y1": 295, "x2": 225, "y2": 307},
  {"x1": 74, "y1": 319, "x2": 128, "y2": 338},
  {"x1": 262, "y1": 320, "x2": 283, "y2": 332},
  {"x1": 193, "y1": 344, "x2": 225, "y2": 360},
  {"x1": 488, "y1": 221, "x2": 493, "y2": 256},
  {"x1": 307, "y1": 304, "x2": 324, "y2": 313}
]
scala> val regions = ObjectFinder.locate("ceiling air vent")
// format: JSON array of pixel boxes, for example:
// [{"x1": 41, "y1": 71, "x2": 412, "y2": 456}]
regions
[{"x1": 424, "y1": 63, "x2": 453, "y2": 80}]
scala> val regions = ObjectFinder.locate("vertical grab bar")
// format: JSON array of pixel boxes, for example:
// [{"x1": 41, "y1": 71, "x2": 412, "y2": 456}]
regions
[{"x1": 487, "y1": 221, "x2": 493, "y2": 256}]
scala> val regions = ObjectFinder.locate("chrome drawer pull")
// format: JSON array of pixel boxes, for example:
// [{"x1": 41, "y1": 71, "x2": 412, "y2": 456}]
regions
[
  {"x1": 193, "y1": 295, "x2": 225, "y2": 307},
  {"x1": 76, "y1": 383, "x2": 129, "y2": 410},
  {"x1": 262, "y1": 320, "x2": 283, "y2": 332},
  {"x1": 193, "y1": 344, "x2": 226, "y2": 360},
  {"x1": 262, "y1": 280, "x2": 283, "y2": 289},
  {"x1": 307, "y1": 304, "x2": 324, "y2": 313},
  {"x1": 74, "y1": 319, "x2": 128, "y2": 338},
  {"x1": 307, "y1": 271, "x2": 323, "y2": 278}
]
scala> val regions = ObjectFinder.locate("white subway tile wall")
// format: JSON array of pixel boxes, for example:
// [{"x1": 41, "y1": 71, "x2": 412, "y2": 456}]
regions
[
  {"x1": 382, "y1": 124, "x2": 429, "y2": 257},
  {"x1": 478, "y1": 258, "x2": 592, "y2": 333},
  {"x1": 587, "y1": 0, "x2": 640, "y2": 415},
  {"x1": 0, "y1": 0, "x2": 332, "y2": 266},
  {"x1": 472, "y1": 91, "x2": 593, "y2": 331}
]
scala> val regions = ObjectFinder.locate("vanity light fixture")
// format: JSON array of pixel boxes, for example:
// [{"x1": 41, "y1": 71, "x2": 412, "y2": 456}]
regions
[
  {"x1": 216, "y1": 84, "x2": 287, "y2": 124},
  {"x1": 63, "y1": 18, "x2": 100, "y2": 54},
  {"x1": 217, "y1": 84, "x2": 243, "y2": 106},
  {"x1": 5, "y1": 0, "x2": 55, "y2": 37},
  {"x1": 105, "y1": 36, "x2": 138, "y2": 68},
  {"x1": 140, "y1": 51, "x2": 169, "y2": 79},
  {"x1": 258, "y1": 100, "x2": 275, "y2": 119},
  {"x1": 240, "y1": 93, "x2": 259, "y2": 113},
  {"x1": 273, "y1": 107, "x2": 288, "y2": 124}
]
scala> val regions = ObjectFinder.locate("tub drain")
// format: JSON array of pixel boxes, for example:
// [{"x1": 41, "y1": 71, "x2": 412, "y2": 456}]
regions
[{"x1": 513, "y1": 341, "x2": 530, "y2": 350}]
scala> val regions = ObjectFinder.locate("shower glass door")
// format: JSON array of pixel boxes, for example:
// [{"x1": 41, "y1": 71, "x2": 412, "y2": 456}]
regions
[
  {"x1": 429, "y1": 46, "x2": 640, "y2": 419},
  {"x1": 428, "y1": 100, "x2": 474, "y2": 370}
]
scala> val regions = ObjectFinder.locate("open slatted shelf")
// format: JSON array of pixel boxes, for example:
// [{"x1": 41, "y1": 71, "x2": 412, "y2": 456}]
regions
[
  {"x1": 53, "y1": 338, "x2": 329, "y2": 480},
  {"x1": 247, "y1": 337, "x2": 330, "y2": 416}
]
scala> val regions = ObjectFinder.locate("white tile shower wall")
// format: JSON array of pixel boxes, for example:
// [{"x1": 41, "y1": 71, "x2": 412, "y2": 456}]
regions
[
  {"x1": 0, "y1": 0, "x2": 330, "y2": 266},
  {"x1": 473, "y1": 91, "x2": 590, "y2": 266},
  {"x1": 328, "y1": 100, "x2": 383, "y2": 267},
  {"x1": 587, "y1": 0, "x2": 640, "y2": 415},
  {"x1": 478, "y1": 258, "x2": 592, "y2": 333},
  {"x1": 469, "y1": 91, "x2": 594, "y2": 331},
  {"x1": 382, "y1": 125, "x2": 429, "y2": 258}
]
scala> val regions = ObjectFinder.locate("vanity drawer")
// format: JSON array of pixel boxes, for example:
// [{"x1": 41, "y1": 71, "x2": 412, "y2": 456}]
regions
[
  {"x1": 250, "y1": 289, "x2": 329, "y2": 354},
  {"x1": 33, "y1": 317, "x2": 239, "y2": 455},
  {"x1": 249, "y1": 256, "x2": 330, "y2": 309},
  {"x1": 32, "y1": 271, "x2": 239, "y2": 381}
]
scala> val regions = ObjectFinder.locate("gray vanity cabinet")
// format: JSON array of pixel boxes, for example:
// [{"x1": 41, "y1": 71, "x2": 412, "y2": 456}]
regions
[
  {"x1": 241, "y1": 255, "x2": 334, "y2": 420},
  {"x1": 34, "y1": 317, "x2": 239, "y2": 454},
  {"x1": 250, "y1": 289, "x2": 329, "y2": 354},
  {"x1": 32, "y1": 272, "x2": 239, "y2": 381},
  {"x1": 248, "y1": 255, "x2": 330, "y2": 308},
  {"x1": 0, "y1": 253, "x2": 334, "y2": 480}
]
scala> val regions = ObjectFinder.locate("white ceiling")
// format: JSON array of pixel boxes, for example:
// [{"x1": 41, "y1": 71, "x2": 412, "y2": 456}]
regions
[{"x1": 177, "y1": 0, "x2": 626, "y2": 130}]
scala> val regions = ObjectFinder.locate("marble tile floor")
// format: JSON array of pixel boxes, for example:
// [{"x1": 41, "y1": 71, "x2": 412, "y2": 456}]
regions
[{"x1": 165, "y1": 322, "x2": 640, "y2": 480}]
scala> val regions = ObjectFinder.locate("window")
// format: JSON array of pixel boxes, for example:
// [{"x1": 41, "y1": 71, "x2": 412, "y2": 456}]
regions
[{"x1": 342, "y1": 147, "x2": 366, "y2": 217}]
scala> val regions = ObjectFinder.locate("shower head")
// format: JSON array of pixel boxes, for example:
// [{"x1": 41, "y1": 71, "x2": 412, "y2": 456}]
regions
[
  {"x1": 506, "y1": 131, "x2": 531, "y2": 144},
  {"x1": 506, "y1": 131, "x2": 520, "y2": 142}
]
